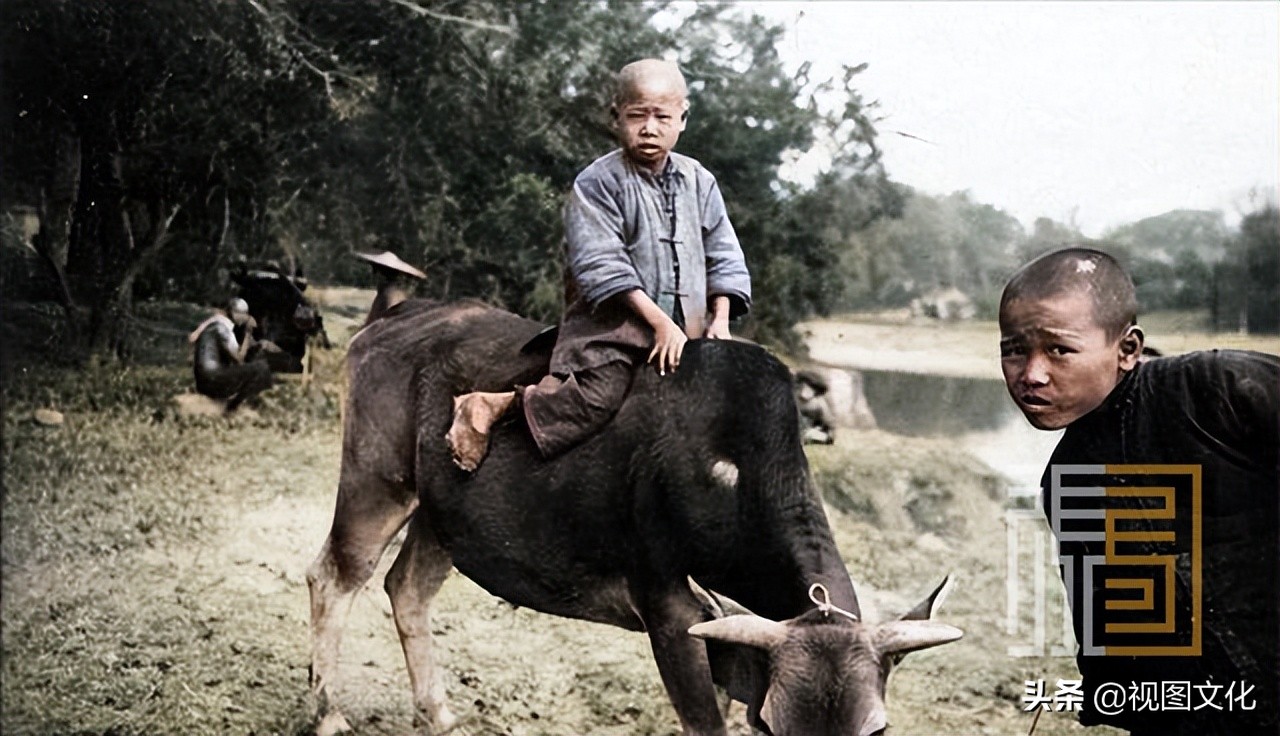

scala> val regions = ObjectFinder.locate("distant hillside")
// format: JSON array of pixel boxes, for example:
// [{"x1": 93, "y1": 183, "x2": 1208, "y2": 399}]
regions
[{"x1": 1105, "y1": 209, "x2": 1230, "y2": 263}]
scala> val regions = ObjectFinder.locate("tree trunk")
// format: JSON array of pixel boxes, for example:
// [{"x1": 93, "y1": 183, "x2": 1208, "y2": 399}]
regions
[
  {"x1": 32, "y1": 131, "x2": 81, "y2": 326},
  {"x1": 92, "y1": 199, "x2": 183, "y2": 359},
  {"x1": 69, "y1": 123, "x2": 130, "y2": 359},
  {"x1": 68, "y1": 122, "x2": 180, "y2": 360},
  {"x1": 87, "y1": 278, "x2": 135, "y2": 361},
  {"x1": 209, "y1": 185, "x2": 231, "y2": 281}
]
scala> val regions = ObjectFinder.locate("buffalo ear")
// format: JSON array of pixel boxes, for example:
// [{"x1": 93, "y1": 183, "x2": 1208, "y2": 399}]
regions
[
  {"x1": 900, "y1": 574, "x2": 955, "y2": 621},
  {"x1": 873, "y1": 620, "x2": 963, "y2": 656},
  {"x1": 687, "y1": 577, "x2": 725, "y2": 618},
  {"x1": 687, "y1": 577, "x2": 757, "y2": 618},
  {"x1": 688, "y1": 615, "x2": 788, "y2": 651}
]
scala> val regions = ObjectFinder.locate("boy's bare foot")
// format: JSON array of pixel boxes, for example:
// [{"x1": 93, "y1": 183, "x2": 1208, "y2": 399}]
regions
[{"x1": 445, "y1": 391, "x2": 516, "y2": 471}]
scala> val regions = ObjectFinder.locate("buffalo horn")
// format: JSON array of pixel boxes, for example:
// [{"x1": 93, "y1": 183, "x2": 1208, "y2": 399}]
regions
[
  {"x1": 687, "y1": 615, "x2": 789, "y2": 650},
  {"x1": 900, "y1": 573, "x2": 955, "y2": 621},
  {"x1": 873, "y1": 620, "x2": 964, "y2": 655}
]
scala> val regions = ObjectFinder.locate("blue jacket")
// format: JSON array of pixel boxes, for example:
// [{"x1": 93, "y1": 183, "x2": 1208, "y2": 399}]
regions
[{"x1": 552, "y1": 149, "x2": 751, "y2": 373}]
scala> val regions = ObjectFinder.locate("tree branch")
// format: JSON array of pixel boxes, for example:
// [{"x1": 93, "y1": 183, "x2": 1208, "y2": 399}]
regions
[
  {"x1": 242, "y1": 0, "x2": 374, "y2": 104},
  {"x1": 384, "y1": 0, "x2": 514, "y2": 35},
  {"x1": 217, "y1": 187, "x2": 230, "y2": 253},
  {"x1": 117, "y1": 200, "x2": 182, "y2": 297}
]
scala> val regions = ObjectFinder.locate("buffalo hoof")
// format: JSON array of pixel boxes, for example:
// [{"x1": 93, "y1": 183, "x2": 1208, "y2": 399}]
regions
[
  {"x1": 801, "y1": 426, "x2": 835, "y2": 445},
  {"x1": 414, "y1": 707, "x2": 461, "y2": 735},
  {"x1": 315, "y1": 710, "x2": 352, "y2": 736}
]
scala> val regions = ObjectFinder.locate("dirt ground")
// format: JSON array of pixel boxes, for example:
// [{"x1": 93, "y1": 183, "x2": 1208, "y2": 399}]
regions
[{"x1": 0, "y1": 301, "x2": 1168, "y2": 735}]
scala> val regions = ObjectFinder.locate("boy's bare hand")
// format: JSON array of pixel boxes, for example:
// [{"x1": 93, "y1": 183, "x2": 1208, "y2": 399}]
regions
[
  {"x1": 649, "y1": 317, "x2": 687, "y2": 375},
  {"x1": 704, "y1": 295, "x2": 732, "y2": 340},
  {"x1": 704, "y1": 318, "x2": 731, "y2": 340},
  {"x1": 621, "y1": 289, "x2": 689, "y2": 376}
]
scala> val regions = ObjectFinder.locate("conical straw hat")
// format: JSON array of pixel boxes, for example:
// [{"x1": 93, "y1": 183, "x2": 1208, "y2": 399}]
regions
[{"x1": 354, "y1": 251, "x2": 427, "y2": 279}]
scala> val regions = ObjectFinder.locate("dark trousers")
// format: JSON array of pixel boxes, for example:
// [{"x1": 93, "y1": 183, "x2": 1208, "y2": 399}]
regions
[
  {"x1": 522, "y1": 359, "x2": 634, "y2": 458},
  {"x1": 195, "y1": 360, "x2": 273, "y2": 409}
]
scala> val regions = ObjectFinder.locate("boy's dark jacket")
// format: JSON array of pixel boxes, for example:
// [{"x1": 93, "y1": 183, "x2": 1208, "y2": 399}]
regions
[{"x1": 1041, "y1": 349, "x2": 1279, "y2": 734}]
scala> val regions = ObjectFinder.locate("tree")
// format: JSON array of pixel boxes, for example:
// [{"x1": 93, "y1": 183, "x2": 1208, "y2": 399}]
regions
[
  {"x1": 2, "y1": 0, "x2": 335, "y2": 358},
  {"x1": 1105, "y1": 210, "x2": 1228, "y2": 311},
  {"x1": 673, "y1": 8, "x2": 891, "y2": 347},
  {"x1": 831, "y1": 187, "x2": 1023, "y2": 316},
  {"x1": 1019, "y1": 216, "x2": 1088, "y2": 263},
  {"x1": 287, "y1": 0, "x2": 892, "y2": 349},
  {"x1": 273, "y1": 0, "x2": 673, "y2": 308},
  {"x1": 1214, "y1": 205, "x2": 1279, "y2": 334},
  {"x1": 4, "y1": 0, "x2": 894, "y2": 357}
]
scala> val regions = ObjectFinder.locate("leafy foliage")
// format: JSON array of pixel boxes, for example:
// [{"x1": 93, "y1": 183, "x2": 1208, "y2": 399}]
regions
[
  {"x1": 1103, "y1": 210, "x2": 1229, "y2": 312},
  {"x1": 2, "y1": 0, "x2": 336, "y2": 356},
  {"x1": 823, "y1": 187, "x2": 1272, "y2": 331},
  {"x1": 1213, "y1": 205, "x2": 1280, "y2": 333},
  {"x1": 831, "y1": 187, "x2": 1024, "y2": 317},
  {"x1": 4, "y1": 0, "x2": 894, "y2": 356},
  {"x1": 5, "y1": 0, "x2": 1271, "y2": 361}
]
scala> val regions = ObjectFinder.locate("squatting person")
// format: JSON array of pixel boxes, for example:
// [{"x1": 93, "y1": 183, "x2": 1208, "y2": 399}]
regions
[{"x1": 189, "y1": 297, "x2": 274, "y2": 411}]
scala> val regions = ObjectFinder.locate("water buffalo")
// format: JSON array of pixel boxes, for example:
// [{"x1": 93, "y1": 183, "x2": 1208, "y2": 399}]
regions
[
  {"x1": 307, "y1": 299, "x2": 962, "y2": 736},
  {"x1": 231, "y1": 262, "x2": 329, "y2": 372}
]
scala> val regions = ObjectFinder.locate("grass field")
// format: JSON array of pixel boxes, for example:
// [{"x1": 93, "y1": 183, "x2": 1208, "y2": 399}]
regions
[{"x1": 17, "y1": 299, "x2": 1268, "y2": 734}]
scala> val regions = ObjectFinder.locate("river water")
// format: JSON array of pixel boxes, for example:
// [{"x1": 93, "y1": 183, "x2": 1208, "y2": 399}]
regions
[{"x1": 858, "y1": 369, "x2": 1064, "y2": 495}]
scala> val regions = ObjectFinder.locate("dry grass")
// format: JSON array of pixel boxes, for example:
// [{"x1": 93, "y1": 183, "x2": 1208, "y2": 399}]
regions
[
  {"x1": 1133, "y1": 310, "x2": 1280, "y2": 356},
  {"x1": 1, "y1": 332, "x2": 346, "y2": 728}
]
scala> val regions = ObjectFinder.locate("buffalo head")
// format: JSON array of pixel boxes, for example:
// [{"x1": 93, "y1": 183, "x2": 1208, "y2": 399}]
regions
[{"x1": 689, "y1": 576, "x2": 961, "y2": 736}]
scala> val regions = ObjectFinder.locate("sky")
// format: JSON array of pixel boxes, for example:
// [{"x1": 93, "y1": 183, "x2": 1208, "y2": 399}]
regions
[{"x1": 734, "y1": 1, "x2": 1279, "y2": 237}]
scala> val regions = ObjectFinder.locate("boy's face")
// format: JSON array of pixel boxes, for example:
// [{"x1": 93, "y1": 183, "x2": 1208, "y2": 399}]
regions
[
  {"x1": 614, "y1": 85, "x2": 687, "y2": 173},
  {"x1": 999, "y1": 292, "x2": 1140, "y2": 430}
]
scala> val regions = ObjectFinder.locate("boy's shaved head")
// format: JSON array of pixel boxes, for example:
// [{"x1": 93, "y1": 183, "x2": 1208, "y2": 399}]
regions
[
  {"x1": 615, "y1": 59, "x2": 688, "y2": 107},
  {"x1": 1000, "y1": 247, "x2": 1138, "y2": 338},
  {"x1": 612, "y1": 59, "x2": 690, "y2": 173}
]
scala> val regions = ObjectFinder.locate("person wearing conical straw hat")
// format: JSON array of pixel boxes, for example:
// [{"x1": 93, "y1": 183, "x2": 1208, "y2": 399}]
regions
[{"x1": 355, "y1": 249, "x2": 427, "y2": 325}]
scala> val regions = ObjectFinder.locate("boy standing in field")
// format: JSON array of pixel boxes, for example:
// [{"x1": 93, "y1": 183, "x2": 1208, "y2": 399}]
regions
[
  {"x1": 447, "y1": 59, "x2": 751, "y2": 470},
  {"x1": 999, "y1": 247, "x2": 1278, "y2": 735}
]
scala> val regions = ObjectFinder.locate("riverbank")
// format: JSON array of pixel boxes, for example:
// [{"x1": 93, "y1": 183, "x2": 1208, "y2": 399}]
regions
[{"x1": 800, "y1": 309, "x2": 1280, "y2": 380}]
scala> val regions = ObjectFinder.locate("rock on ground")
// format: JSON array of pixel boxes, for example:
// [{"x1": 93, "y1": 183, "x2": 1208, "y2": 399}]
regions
[{"x1": 172, "y1": 393, "x2": 227, "y2": 417}]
